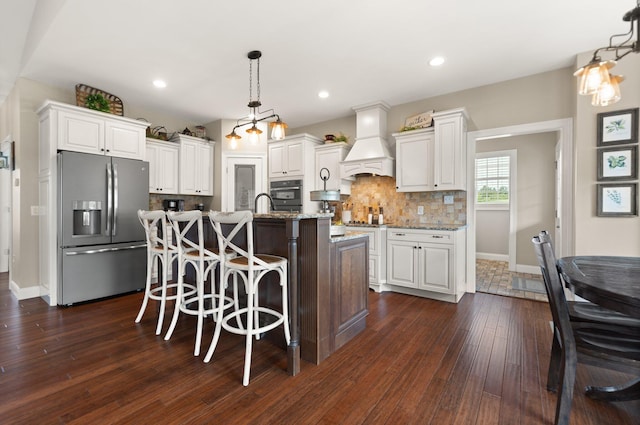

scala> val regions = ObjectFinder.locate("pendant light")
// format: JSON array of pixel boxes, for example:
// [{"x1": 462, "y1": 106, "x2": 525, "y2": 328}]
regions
[
  {"x1": 225, "y1": 50, "x2": 287, "y2": 146},
  {"x1": 574, "y1": 1, "x2": 639, "y2": 106}
]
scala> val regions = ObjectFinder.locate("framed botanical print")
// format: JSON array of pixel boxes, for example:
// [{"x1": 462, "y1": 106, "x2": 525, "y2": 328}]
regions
[
  {"x1": 597, "y1": 108, "x2": 638, "y2": 146},
  {"x1": 597, "y1": 183, "x2": 638, "y2": 217},
  {"x1": 597, "y1": 145, "x2": 638, "y2": 181}
]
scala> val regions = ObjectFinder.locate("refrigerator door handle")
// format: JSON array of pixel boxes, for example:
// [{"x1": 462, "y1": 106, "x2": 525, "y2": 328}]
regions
[
  {"x1": 113, "y1": 162, "x2": 118, "y2": 236},
  {"x1": 106, "y1": 162, "x2": 113, "y2": 236},
  {"x1": 65, "y1": 244, "x2": 147, "y2": 256}
]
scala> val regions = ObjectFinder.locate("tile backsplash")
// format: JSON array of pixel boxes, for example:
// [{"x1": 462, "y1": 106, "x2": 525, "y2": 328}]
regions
[
  {"x1": 149, "y1": 194, "x2": 212, "y2": 211},
  {"x1": 343, "y1": 175, "x2": 466, "y2": 226}
]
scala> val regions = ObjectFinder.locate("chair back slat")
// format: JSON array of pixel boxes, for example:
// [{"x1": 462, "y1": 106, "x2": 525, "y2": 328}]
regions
[
  {"x1": 208, "y1": 211, "x2": 270, "y2": 268},
  {"x1": 167, "y1": 210, "x2": 209, "y2": 258},
  {"x1": 138, "y1": 209, "x2": 172, "y2": 252},
  {"x1": 532, "y1": 235, "x2": 575, "y2": 350}
]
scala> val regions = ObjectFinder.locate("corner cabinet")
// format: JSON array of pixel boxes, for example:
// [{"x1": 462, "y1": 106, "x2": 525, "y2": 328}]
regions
[
  {"x1": 38, "y1": 100, "x2": 148, "y2": 161},
  {"x1": 171, "y1": 134, "x2": 214, "y2": 196},
  {"x1": 386, "y1": 228, "x2": 466, "y2": 303},
  {"x1": 268, "y1": 133, "x2": 322, "y2": 179},
  {"x1": 393, "y1": 107, "x2": 468, "y2": 192},
  {"x1": 145, "y1": 138, "x2": 179, "y2": 194},
  {"x1": 314, "y1": 143, "x2": 354, "y2": 195}
]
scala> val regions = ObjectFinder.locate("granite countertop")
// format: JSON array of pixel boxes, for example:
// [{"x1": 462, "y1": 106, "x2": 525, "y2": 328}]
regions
[
  {"x1": 345, "y1": 223, "x2": 467, "y2": 231},
  {"x1": 253, "y1": 212, "x2": 333, "y2": 219},
  {"x1": 329, "y1": 231, "x2": 369, "y2": 243}
]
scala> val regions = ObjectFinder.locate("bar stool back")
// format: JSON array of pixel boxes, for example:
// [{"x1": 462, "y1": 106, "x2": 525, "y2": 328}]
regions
[
  {"x1": 205, "y1": 211, "x2": 291, "y2": 386},
  {"x1": 135, "y1": 210, "x2": 194, "y2": 335},
  {"x1": 164, "y1": 210, "x2": 233, "y2": 356}
]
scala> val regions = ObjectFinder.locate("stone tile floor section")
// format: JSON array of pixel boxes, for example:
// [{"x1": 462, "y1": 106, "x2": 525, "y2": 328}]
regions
[{"x1": 476, "y1": 259, "x2": 548, "y2": 302}]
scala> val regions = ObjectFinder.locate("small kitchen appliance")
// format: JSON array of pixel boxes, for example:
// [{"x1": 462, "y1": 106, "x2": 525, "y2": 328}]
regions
[{"x1": 310, "y1": 167, "x2": 344, "y2": 236}]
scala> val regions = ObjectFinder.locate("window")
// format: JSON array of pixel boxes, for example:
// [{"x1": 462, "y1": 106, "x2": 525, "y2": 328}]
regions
[{"x1": 475, "y1": 154, "x2": 511, "y2": 206}]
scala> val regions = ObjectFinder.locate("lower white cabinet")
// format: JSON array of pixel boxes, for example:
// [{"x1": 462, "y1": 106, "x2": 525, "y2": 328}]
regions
[
  {"x1": 387, "y1": 228, "x2": 466, "y2": 302},
  {"x1": 346, "y1": 226, "x2": 387, "y2": 292}
]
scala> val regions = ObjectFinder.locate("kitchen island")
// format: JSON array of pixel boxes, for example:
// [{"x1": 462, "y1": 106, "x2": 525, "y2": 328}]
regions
[{"x1": 238, "y1": 213, "x2": 369, "y2": 373}]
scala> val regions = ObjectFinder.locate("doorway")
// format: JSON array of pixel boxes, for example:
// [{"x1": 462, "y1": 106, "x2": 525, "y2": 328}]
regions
[
  {"x1": 466, "y1": 118, "x2": 574, "y2": 294},
  {"x1": 222, "y1": 154, "x2": 266, "y2": 212},
  {"x1": 0, "y1": 137, "x2": 13, "y2": 274}
]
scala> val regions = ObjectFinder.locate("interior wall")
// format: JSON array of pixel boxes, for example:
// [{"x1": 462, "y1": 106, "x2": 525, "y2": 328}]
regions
[
  {"x1": 476, "y1": 210, "x2": 509, "y2": 257},
  {"x1": 574, "y1": 53, "x2": 640, "y2": 256}
]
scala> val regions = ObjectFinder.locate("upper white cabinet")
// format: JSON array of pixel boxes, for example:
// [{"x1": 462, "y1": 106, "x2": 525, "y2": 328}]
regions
[
  {"x1": 39, "y1": 100, "x2": 148, "y2": 161},
  {"x1": 433, "y1": 108, "x2": 468, "y2": 191},
  {"x1": 145, "y1": 139, "x2": 179, "y2": 194},
  {"x1": 393, "y1": 107, "x2": 468, "y2": 192},
  {"x1": 314, "y1": 143, "x2": 354, "y2": 195},
  {"x1": 394, "y1": 128, "x2": 434, "y2": 192},
  {"x1": 172, "y1": 134, "x2": 214, "y2": 196},
  {"x1": 268, "y1": 133, "x2": 322, "y2": 179}
]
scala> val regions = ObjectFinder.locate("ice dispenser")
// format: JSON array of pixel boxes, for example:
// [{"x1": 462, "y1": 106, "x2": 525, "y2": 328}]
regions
[{"x1": 73, "y1": 201, "x2": 102, "y2": 236}]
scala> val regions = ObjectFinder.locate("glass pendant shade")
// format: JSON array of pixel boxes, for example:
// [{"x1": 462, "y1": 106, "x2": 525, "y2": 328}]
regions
[
  {"x1": 248, "y1": 130, "x2": 260, "y2": 145},
  {"x1": 574, "y1": 60, "x2": 616, "y2": 95},
  {"x1": 592, "y1": 74, "x2": 624, "y2": 106},
  {"x1": 270, "y1": 120, "x2": 288, "y2": 140}
]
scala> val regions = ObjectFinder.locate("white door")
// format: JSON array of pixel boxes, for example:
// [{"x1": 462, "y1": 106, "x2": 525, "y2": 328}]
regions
[
  {"x1": 555, "y1": 140, "x2": 563, "y2": 258},
  {"x1": 225, "y1": 156, "x2": 265, "y2": 212}
]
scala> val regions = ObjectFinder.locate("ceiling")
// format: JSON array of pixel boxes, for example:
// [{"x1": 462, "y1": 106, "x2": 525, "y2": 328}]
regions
[{"x1": 1, "y1": 0, "x2": 634, "y2": 129}]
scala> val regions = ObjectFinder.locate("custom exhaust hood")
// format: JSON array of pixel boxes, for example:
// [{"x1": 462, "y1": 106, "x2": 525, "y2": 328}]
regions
[{"x1": 340, "y1": 101, "x2": 394, "y2": 178}]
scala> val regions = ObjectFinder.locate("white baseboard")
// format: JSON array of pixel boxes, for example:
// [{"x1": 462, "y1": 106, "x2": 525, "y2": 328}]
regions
[
  {"x1": 515, "y1": 264, "x2": 541, "y2": 275},
  {"x1": 10, "y1": 280, "x2": 42, "y2": 300},
  {"x1": 476, "y1": 252, "x2": 509, "y2": 262}
]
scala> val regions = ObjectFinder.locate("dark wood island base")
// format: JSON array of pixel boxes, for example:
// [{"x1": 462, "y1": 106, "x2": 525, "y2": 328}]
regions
[{"x1": 252, "y1": 213, "x2": 369, "y2": 373}]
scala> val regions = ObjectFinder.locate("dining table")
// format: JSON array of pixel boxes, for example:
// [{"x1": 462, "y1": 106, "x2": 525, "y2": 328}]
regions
[{"x1": 557, "y1": 255, "x2": 640, "y2": 401}]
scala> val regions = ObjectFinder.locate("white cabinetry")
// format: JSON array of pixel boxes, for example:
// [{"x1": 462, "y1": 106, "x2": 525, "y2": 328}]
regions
[
  {"x1": 346, "y1": 226, "x2": 387, "y2": 292},
  {"x1": 268, "y1": 133, "x2": 321, "y2": 178},
  {"x1": 433, "y1": 108, "x2": 468, "y2": 191},
  {"x1": 394, "y1": 128, "x2": 434, "y2": 192},
  {"x1": 268, "y1": 134, "x2": 322, "y2": 213},
  {"x1": 145, "y1": 139, "x2": 179, "y2": 194},
  {"x1": 393, "y1": 108, "x2": 468, "y2": 192},
  {"x1": 315, "y1": 143, "x2": 354, "y2": 195},
  {"x1": 49, "y1": 102, "x2": 147, "y2": 160},
  {"x1": 387, "y1": 228, "x2": 466, "y2": 303},
  {"x1": 172, "y1": 134, "x2": 214, "y2": 196}
]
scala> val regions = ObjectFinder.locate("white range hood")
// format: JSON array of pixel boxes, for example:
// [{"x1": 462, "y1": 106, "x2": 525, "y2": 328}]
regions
[{"x1": 340, "y1": 101, "x2": 394, "y2": 177}]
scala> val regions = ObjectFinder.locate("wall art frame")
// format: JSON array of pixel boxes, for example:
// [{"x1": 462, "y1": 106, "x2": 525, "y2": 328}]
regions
[
  {"x1": 597, "y1": 145, "x2": 638, "y2": 181},
  {"x1": 596, "y1": 183, "x2": 637, "y2": 217},
  {"x1": 597, "y1": 107, "x2": 638, "y2": 146}
]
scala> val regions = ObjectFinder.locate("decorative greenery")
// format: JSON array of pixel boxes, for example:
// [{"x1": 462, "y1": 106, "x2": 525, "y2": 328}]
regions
[
  {"x1": 334, "y1": 132, "x2": 349, "y2": 143},
  {"x1": 85, "y1": 93, "x2": 110, "y2": 113},
  {"x1": 400, "y1": 126, "x2": 419, "y2": 132}
]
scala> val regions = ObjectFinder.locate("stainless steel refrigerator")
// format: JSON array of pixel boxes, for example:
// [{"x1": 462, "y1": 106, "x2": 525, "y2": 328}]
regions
[{"x1": 58, "y1": 151, "x2": 149, "y2": 305}]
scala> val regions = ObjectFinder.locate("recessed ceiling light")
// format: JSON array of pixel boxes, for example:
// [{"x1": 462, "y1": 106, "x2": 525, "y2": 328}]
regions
[
  {"x1": 318, "y1": 90, "x2": 329, "y2": 99},
  {"x1": 429, "y1": 57, "x2": 445, "y2": 67},
  {"x1": 153, "y1": 79, "x2": 167, "y2": 88}
]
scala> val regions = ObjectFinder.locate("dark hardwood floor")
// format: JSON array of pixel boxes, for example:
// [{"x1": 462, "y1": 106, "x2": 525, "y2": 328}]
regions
[{"x1": 1, "y1": 272, "x2": 638, "y2": 424}]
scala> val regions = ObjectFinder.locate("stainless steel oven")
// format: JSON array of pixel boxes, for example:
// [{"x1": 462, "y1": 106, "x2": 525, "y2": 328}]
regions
[{"x1": 270, "y1": 179, "x2": 302, "y2": 212}]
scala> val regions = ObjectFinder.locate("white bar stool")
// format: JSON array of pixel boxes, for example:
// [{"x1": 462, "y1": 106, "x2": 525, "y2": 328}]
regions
[
  {"x1": 164, "y1": 210, "x2": 234, "y2": 357},
  {"x1": 135, "y1": 210, "x2": 195, "y2": 335},
  {"x1": 205, "y1": 210, "x2": 291, "y2": 386}
]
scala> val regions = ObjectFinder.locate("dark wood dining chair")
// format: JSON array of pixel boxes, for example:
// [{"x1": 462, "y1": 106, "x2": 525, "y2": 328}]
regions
[
  {"x1": 532, "y1": 234, "x2": 640, "y2": 425},
  {"x1": 538, "y1": 231, "x2": 640, "y2": 329}
]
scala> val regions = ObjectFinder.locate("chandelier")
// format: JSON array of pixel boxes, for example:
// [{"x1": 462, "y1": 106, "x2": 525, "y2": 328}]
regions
[
  {"x1": 225, "y1": 50, "x2": 287, "y2": 147},
  {"x1": 574, "y1": 1, "x2": 640, "y2": 106}
]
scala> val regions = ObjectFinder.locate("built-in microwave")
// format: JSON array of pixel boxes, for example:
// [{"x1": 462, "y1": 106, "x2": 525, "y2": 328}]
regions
[{"x1": 270, "y1": 179, "x2": 302, "y2": 212}]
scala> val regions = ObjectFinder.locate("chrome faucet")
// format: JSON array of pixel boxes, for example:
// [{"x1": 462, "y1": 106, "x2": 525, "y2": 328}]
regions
[{"x1": 254, "y1": 193, "x2": 276, "y2": 213}]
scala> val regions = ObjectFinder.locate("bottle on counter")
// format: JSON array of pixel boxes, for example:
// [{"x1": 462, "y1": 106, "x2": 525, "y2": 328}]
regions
[
  {"x1": 367, "y1": 207, "x2": 373, "y2": 225},
  {"x1": 379, "y1": 207, "x2": 384, "y2": 225}
]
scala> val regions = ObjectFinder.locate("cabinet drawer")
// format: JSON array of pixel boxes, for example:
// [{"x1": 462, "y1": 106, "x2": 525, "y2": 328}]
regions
[{"x1": 388, "y1": 230, "x2": 453, "y2": 244}]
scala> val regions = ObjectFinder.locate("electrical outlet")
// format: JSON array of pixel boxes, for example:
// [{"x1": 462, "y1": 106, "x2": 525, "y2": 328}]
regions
[
  {"x1": 31, "y1": 206, "x2": 40, "y2": 216},
  {"x1": 444, "y1": 195, "x2": 454, "y2": 204},
  {"x1": 417, "y1": 205, "x2": 424, "y2": 215}
]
